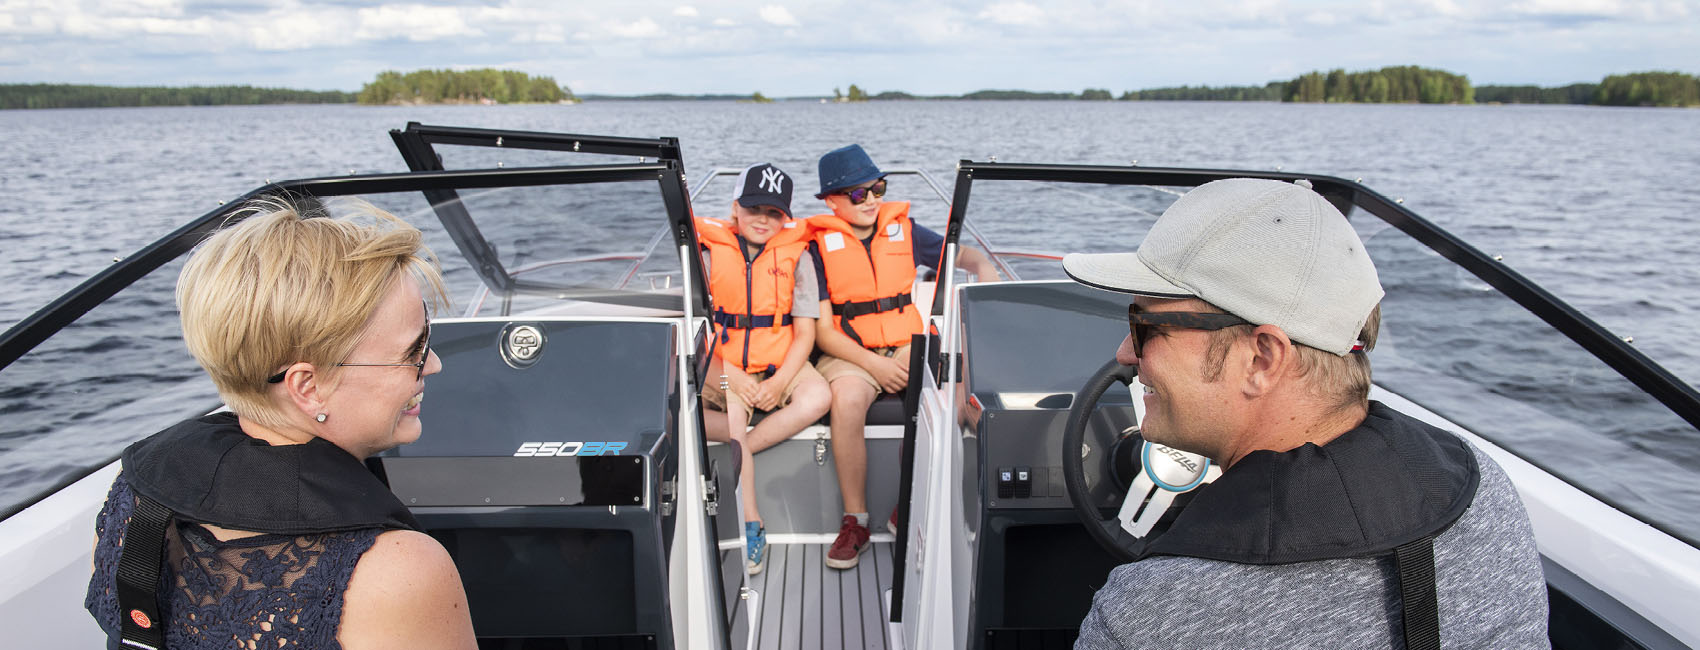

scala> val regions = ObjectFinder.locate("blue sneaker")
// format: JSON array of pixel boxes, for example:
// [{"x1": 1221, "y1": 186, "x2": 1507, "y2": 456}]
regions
[{"x1": 745, "y1": 521, "x2": 767, "y2": 574}]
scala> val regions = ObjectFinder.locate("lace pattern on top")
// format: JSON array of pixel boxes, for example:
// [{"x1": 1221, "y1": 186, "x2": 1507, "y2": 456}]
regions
[{"x1": 86, "y1": 475, "x2": 383, "y2": 650}]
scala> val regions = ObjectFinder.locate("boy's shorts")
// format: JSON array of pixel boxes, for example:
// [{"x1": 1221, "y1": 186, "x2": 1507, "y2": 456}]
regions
[
  {"x1": 813, "y1": 344, "x2": 911, "y2": 393},
  {"x1": 703, "y1": 363, "x2": 827, "y2": 421}
]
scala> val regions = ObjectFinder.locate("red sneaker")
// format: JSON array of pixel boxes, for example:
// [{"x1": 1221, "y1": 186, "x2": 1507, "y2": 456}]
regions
[
  {"x1": 887, "y1": 510, "x2": 900, "y2": 536},
  {"x1": 825, "y1": 515, "x2": 871, "y2": 569}
]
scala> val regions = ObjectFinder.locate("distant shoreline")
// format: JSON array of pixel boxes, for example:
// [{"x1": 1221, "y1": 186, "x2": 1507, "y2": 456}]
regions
[{"x1": 7, "y1": 67, "x2": 1697, "y2": 110}]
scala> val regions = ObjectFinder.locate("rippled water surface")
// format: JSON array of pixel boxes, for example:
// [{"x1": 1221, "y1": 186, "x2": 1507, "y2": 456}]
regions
[{"x1": 2, "y1": 101, "x2": 1698, "y2": 533}]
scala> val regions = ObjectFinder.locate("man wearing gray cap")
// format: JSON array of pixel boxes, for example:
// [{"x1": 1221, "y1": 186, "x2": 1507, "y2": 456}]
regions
[{"x1": 1064, "y1": 179, "x2": 1547, "y2": 649}]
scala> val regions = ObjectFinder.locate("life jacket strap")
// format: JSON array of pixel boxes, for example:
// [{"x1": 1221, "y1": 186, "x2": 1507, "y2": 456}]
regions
[
  {"x1": 831, "y1": 293, "x2": 913, "y2": 347},
  {"x1": 711, "y1": 310, "x2": 794, "y2": 330},
  {"x1": 1394, "y1": 536, "x2": 1441, "y2": 650},
  {"x1": 116, "y1": 494, "x2": 172, "y2": 650}
]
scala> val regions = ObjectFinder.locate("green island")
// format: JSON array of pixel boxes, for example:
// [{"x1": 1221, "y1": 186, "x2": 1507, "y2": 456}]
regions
[
  {"x1": 4, "y1": 67, "x2": 1694, "y2": 109},
  {"x1": 356, "y1": 69, "x2": 574, "y2": 105}
]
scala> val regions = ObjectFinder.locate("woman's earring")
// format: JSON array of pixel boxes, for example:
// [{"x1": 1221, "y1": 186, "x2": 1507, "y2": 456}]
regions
[{"x1": 315, "y1": 413, "x2": 327, "y2": 423}]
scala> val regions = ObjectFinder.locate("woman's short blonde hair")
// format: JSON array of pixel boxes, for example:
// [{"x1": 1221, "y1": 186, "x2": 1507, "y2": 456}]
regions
[{"x1": 176, "y1": 197, "x2": 446, "y2": 427}]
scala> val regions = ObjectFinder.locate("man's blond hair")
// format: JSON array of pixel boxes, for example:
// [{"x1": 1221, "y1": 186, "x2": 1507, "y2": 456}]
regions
[
  {"x1": 176, "y1": 197, "x2": 446, "y2": 428},
  {"x1": 1203, "y1": 303, "x2": 1381, "y2": 411}
]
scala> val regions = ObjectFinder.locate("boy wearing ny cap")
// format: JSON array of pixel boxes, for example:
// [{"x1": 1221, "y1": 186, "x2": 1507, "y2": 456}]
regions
[
  {"x1": 697, "y1": 163, "x2": 832, "y2": 574},
  {"x1": 1065, "y1": 179, "x2": 1546, "y2": 648},
  {"x1": 805, "y1": 144, "x2": 1001, "y2": 569}
]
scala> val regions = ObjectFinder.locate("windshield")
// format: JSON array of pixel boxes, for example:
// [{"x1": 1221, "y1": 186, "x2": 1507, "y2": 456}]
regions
[
  {"x1": 0, "y1": 164, "x2": 695, "y2": 519},
  {"x1": 956, "y1": 175, "x2": 1700, "y2": 548}
]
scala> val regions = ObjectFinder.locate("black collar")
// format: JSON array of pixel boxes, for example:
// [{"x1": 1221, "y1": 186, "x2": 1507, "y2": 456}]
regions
[
  {"x1": 122, "y1": 412, "x2": 419, "y2": 534},
  {"x1": 1142, "y1": 402, "x2": 1478, "y2": 564}
]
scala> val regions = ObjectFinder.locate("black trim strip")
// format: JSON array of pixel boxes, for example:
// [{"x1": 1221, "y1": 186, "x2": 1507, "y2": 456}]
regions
[
  {"x1": 399, "y1": 122, "x2": 683, "y2": 163},
  {"x1": 888, "y1": 333, "x2": 928, "y2": 622}
]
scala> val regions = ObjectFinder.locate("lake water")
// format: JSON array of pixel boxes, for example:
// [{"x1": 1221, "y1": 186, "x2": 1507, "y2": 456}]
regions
[{"x1": 2, "y1": 100, "x2": 1699, "y2": 536}]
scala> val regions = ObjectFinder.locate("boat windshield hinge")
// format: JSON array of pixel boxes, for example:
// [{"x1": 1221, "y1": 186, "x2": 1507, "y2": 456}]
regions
[
  {"x1": 934, "y1": 352, "x2": 963, "y2": 385},
  {"x1": 814, "y1": 430, "x2": 829, "y2": 466},
  {"x1": 702, "y1": 476, "x2": 719, "y2": 516},
  {"x1": 659, "y1": 479, "x2": 676, "y2": 517}
]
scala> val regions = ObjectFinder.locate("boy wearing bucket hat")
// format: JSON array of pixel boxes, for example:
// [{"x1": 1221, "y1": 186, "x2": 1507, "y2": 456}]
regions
[
  {"x1": 805, "y1": 144, "x2": 1000, "y2": 570},
  {"x1": 1064, "y1": 179, "x2": 1546, "y2": 648},
  {"x1": 697, "y1": 163, "x2": 832, "y2": 574}
]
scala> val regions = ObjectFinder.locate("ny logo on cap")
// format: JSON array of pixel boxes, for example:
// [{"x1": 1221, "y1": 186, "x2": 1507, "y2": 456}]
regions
[{"x1": 760, "y1": 167, "x2": 786, "y2": 194}]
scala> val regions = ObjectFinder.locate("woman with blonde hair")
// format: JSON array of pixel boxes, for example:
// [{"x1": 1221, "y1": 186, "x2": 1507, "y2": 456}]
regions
[{"x1": 84, "y1": 198, "x2": 476, "y2": 649}]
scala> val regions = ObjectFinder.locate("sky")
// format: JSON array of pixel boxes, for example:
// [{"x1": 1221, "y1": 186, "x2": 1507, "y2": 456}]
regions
[{"x1": 1, "y1": 0, "x2": 1696, "y2": 96}]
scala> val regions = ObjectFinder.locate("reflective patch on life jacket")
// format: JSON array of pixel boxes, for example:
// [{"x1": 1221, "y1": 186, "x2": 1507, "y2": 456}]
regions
[{"x1": 823, "y1": 231, "x2": 845, "y2": 252}]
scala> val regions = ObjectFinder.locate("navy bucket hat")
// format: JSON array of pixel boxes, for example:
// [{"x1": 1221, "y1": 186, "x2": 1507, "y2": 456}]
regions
[{"x1": 816, "y1": 144, "x2": 884, "y2": 198}]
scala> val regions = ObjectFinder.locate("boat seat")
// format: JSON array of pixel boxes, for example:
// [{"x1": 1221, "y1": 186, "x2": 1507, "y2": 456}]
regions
[{"x1": 739, "y1": 391, "x2": 907, "y2": 428}]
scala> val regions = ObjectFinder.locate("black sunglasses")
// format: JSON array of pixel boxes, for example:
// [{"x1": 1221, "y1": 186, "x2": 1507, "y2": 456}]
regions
[
  {"x1": 837, "y1": 178, "x2": 887, "y2": 205},
  {"x1": 1127, "y1": 305, "x2": 1250, "y2": 357},
  {"x1": 267, "y1": 314, "x2": 431, "y2": 384}
]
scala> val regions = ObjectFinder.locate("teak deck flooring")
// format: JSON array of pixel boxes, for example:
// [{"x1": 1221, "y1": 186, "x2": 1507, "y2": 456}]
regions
[{"x1": 721, "y1": 541, "x2": 895, "y2": 650}]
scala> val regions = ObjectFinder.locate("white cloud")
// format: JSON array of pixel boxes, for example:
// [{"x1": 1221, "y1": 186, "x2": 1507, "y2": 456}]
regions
[
  {"x1": 1303, "y1": 11, "x2": 1341, "y2": 25},
  {"x1": 978, "y1": 2, "x2": 1045, "y2": 26},
  {"x1": 250, "y1": 9, "x2": 357, "y2": 50},
  {"x1": 2, "y1": 0, "x2": 1696, "y2": 95},
  {"x1": 353, "y1": 5, "x2": 479, "y2": 41},
  {"x1": 1509, "y1": 0, "x2": 1623, "y2": 14},
  {"x1": 758, "y1": 5, "x2": 798, "y2": 26},
  {"x1": 515, "y1": 23, "x2": 567, "y2": 43},
  {"x1": 608, "y1": 16, "x2": 662, "y2": 38}
]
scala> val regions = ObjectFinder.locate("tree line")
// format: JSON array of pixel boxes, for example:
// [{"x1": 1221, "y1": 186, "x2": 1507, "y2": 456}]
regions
[
  {"x1": 356, "y1": 69, "x2": 573, "y2": 105},
  {"x1": 0, "y1": 84, "x2": 353, "y2": 110},
  {"x1": 825, "y1": 68, "x2": 1697, "y2": 107},
  {"x1": 1283, "y1": 66, "x2": 1472, "y2": 103},
  {"x1": 1473, "y1": 73, "x2": 1698, "y2": 106}
]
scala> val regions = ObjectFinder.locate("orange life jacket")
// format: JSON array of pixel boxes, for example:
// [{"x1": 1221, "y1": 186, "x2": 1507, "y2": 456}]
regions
[
  {"x1": 697, "y1": 217, "x2": 809, "y2": 374},
  {"x1": 807, "y1": 201, "x2": 923, "y2": 349}
]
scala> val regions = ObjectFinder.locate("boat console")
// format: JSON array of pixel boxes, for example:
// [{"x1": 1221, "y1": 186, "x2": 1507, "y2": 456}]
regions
[
  {"x1": 373, "y1": 318, "x2": 683, "y2": 646},
  {"x1": 957, "y1": 281, "x2": 1136, "y2": 647}
]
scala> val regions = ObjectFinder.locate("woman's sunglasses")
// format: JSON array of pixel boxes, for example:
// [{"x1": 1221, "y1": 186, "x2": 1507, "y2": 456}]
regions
[
  {"x1": 837, "y1": 178, "x2": 888, "y2": 205},
  {"x1": 267, "y1": 307, "x2": 432, "y2": 383}
]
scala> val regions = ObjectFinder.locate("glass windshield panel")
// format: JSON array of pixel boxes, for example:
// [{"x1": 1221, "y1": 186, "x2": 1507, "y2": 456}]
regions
[
  {"x1": 356, "y1": 180, "x2": 683, "y2": 318},
  {"x1": 0, "y1": 174, "x2": 688, "y2": 517},
  {"x1": 962, "y1": 180, "x2": 1175, "y2": 282},
  {"x1": 960, "y1": 177, "x2": 1700, "y2": 546}
]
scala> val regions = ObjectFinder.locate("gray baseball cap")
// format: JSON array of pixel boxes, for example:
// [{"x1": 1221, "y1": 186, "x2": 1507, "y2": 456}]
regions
[{"x1": 1062, "y1": 178, "x2": 1383, "y2": 356}]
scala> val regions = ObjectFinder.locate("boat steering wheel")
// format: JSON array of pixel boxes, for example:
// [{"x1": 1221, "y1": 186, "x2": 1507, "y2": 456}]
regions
[
  {"x1": 1062, "y1": 359, "x2": 1218, "y2": 562},
  {"x1": 1061, "y1": 359, "x2": 1143, "y2": 562}
]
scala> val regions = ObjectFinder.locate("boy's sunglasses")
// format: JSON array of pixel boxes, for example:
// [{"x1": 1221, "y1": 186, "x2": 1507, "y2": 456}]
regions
[
  {"x1": 836, "y1": 178, "x2": 888, "y2": 205},
  {"x1": 1127, "y1": 305, "x2": 1250, "y2": 357}
]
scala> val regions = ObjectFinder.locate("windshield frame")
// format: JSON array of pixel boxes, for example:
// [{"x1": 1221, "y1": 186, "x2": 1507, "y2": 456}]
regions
[{"x1": 942, "y1": 160, "x2": 1700, "y2": 549}]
